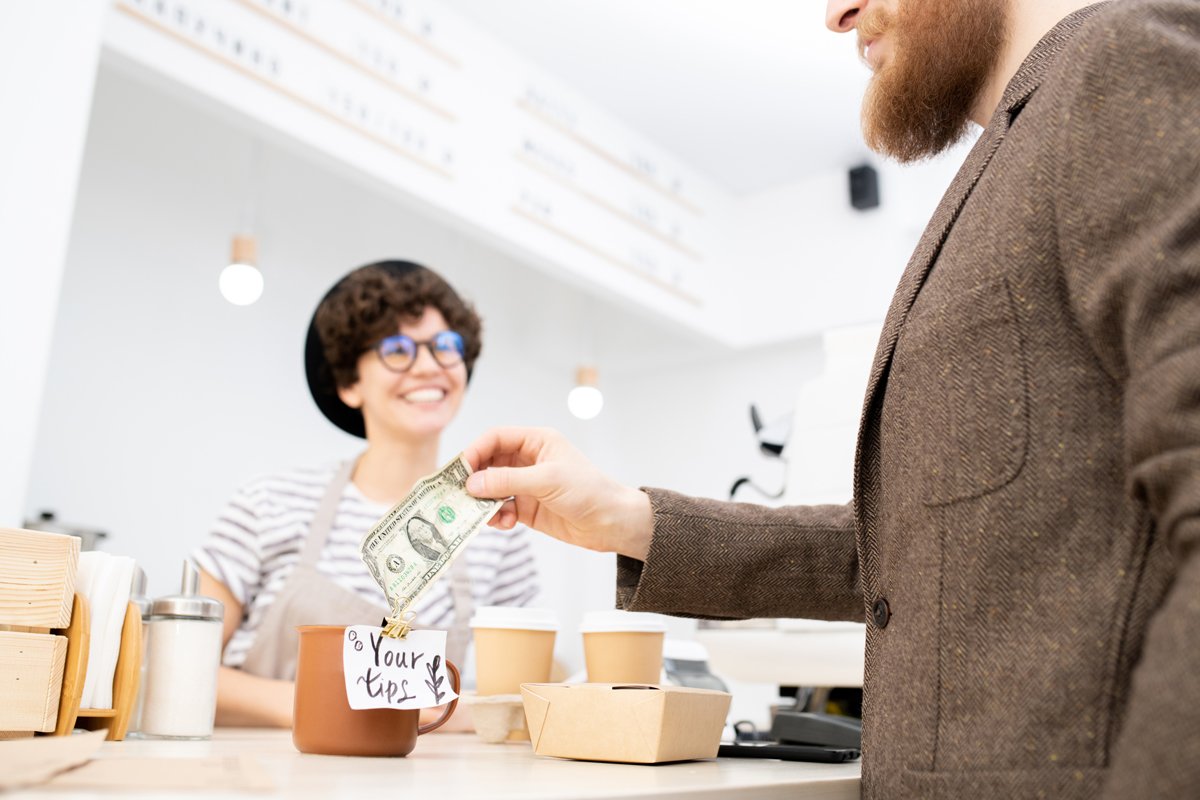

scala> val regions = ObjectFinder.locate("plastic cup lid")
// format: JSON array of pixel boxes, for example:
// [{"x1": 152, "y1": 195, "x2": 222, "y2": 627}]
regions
[
  {"x1": 469, "y1": 605, "x2": 558, "y2": 631},
  {"x1": 579, "y1": 610, "x2": 667, "y2": 633}
]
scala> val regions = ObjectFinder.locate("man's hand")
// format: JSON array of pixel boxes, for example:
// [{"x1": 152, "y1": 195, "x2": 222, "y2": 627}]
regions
[{"x1": 463, "y1": 427, "x2": 653, "y2": 561}]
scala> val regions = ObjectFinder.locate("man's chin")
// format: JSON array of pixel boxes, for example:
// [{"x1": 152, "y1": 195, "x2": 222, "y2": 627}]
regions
[
  {"x1": 861, "y1": 79, "x2": 976, "y2": 163},
  {"x1": 858, "y1": 0, "x2": 1007, "y2": 163}
]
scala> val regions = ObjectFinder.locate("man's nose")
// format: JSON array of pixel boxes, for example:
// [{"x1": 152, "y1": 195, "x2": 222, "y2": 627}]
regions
[{"x1": 826, "y1": 0, "x2": 865, "y2": 33}]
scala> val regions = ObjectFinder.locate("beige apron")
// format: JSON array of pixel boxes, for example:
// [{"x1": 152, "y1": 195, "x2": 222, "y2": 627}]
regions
[{"x1": 240, "y1": 458, "x2": 475, "y2": 680}]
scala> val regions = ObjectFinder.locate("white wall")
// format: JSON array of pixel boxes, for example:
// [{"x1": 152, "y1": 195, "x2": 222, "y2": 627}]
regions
[
  {"x1": 0, "y1": 2, "x2": 106, "y2": 526},
  {"x1": 25, "y1": 53, "x2": 970, "y2": 672},
  {"x1": 25, "y1": 62, "x2": 781, "y2": 673},
  {"x1": 603, "y1": 338, "x2": 823, "y2": 503},
  {"x1": 717, "y1": 138, "x2": 974, "y2": 348},
  {"x1": 24, "y1": 65, "x2": 632, "y2": 664},
  {"x1": 785, "y1": 323, "x2": 882, "y2": 507}
]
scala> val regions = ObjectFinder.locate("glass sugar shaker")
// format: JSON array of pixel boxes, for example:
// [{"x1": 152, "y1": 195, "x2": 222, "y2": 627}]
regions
[{"x1": 139, "y1": 560, "x2": 224, "y2": 739}]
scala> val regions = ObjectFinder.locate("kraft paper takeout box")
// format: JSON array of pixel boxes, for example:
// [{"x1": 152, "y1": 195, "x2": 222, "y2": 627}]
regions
[{"x1": 520, "y1": 683, "x2": 731, "y2": 764}]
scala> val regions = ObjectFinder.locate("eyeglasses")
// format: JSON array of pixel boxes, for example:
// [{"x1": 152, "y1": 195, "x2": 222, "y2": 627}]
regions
[
  {"x1": 374, "y1": 330, "x2": 466, "y2": 373},
  {"x1": 374, "y1": 328, "x2": 463, "y2": 371}
]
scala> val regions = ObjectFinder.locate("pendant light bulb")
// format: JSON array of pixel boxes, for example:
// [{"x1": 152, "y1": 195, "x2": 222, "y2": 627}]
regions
[
  {"x1": 220, "y1": 234, "x2": 264, "y2": 306},
  {"x1": 567, "y1": 366, "x2": 604, "y2": 420}
]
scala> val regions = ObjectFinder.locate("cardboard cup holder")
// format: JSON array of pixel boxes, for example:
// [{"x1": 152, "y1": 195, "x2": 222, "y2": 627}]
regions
[{"x1": 460, "y1": 692, "x2": 528, "y2": 743}]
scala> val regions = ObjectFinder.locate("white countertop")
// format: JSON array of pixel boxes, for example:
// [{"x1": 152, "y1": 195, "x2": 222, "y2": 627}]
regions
[{"x1": 20, "y1": 728, "x2": 861, "y2": 800}]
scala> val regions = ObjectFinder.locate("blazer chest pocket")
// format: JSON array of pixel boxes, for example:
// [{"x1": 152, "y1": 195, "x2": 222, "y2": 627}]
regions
[{"x1": 891, "y1": 276, "x2": 1030, "y2": 506}]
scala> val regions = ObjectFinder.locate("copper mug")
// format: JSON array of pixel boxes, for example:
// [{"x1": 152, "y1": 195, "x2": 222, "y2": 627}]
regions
[{"x1": 293, "y1": 625, "x2": 459, "y2": 756}]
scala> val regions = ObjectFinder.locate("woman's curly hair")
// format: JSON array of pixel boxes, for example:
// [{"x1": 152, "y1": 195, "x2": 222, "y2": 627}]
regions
[{"x1": 315, "y1": 263, "x2": 482, "y2": 388}]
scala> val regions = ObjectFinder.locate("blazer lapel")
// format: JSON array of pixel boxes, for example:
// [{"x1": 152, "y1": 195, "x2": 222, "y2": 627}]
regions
[
  {"x1": 849, "y1": 3, "x2": 1108, "y2": 590},
  {"x1": 852, "y1": 118, "x2": 1010, "y2": 588}
]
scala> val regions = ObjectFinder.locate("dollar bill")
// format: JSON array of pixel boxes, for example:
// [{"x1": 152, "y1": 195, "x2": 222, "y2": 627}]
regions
[{"x1": 360, "y1": 454, "x2": 502, "y2": 631}]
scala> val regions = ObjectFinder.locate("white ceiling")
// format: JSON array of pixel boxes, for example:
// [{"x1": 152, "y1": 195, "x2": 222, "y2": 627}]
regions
[{"x1": 439, "y1": 0, "x2": 874, "y2": 195}]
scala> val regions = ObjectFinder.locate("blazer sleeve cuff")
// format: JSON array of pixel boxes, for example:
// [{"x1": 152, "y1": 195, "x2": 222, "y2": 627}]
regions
[{"x1": 616, "y1": 488, "x2": 862, "y2": 621}]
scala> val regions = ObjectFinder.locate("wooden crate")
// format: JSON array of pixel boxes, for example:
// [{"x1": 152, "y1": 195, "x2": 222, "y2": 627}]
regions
[
  {"x1": 0, "y1": 527, "x2": 79, "y2": 628},
  {"x1": 0, "y1": 631, "x2": 68, "y2": 732}
]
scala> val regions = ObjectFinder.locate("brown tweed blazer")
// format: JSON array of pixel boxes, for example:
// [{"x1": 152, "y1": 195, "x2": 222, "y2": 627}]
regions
[{"x1": 617, "y1": 2, "x2": 1200, "y2": 797}]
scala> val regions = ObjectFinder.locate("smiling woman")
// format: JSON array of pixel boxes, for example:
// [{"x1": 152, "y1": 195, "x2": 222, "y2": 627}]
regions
[{"x1": 191, "y1": 261, "x2": 539, "y2": 730}]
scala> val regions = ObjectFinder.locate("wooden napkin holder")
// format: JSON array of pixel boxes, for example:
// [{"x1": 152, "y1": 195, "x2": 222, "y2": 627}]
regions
[{"x1": 54, "y1": 593, "x2": 143, "y2": 740}]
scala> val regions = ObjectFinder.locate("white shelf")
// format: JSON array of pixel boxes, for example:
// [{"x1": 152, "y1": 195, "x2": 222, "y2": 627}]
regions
[{"x1": 697, "y1": 625, "x2": 866, "y2": 687}]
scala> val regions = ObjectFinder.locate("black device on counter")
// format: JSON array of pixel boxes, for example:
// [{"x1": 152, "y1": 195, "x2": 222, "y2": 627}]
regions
[
  {"x1": 719, "y1": 712, "x2": 863, "y2": 764},
  {"x1": 718, "y1": 742, "x2": 860, "y2": 763},
  {"x1": 771, "y1": 711, "x2": 862, "y2": 749}
]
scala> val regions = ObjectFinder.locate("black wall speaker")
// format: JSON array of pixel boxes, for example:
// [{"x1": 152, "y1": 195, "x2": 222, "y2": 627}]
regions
[{"x1": 849, "y1": 165, "x2": 880, "y2": 210}]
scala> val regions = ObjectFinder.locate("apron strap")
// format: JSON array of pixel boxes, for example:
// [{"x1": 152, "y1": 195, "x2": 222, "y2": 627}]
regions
[
  {"x1": 239, "y1": 455, "x2": 367, "y2": 679},
  {"x1": 301, "y1": 457, "x2": 358, "y2": 569}
]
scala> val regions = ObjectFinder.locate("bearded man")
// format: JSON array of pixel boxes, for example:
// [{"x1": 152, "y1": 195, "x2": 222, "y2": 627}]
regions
[{"x1": 463, "y1": 1, "x2": 1200, "y2": 797}]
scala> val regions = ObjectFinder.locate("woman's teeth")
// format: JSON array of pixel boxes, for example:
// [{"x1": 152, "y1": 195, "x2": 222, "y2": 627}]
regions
[{"x1": 403, "y1": 388, "x2": 446, "y2": 403}]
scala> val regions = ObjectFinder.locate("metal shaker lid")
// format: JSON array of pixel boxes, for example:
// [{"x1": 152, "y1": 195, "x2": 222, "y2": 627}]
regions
[{"x1": 150, "y1": 560, "x2": 224, "y2": 620}]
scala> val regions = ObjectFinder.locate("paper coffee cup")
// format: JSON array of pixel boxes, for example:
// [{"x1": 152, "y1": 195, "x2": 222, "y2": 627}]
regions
[
  {"x1": 470, "y1": 606, "x2": 558, "y2": 696},
  {"x1": 580, "y1": 610, "x2": 666, "y2": 684}
]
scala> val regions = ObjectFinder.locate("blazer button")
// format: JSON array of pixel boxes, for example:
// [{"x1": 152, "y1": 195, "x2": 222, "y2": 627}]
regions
[{"x1": 872, "y1": 598, "x2": 891, "y2": 629}]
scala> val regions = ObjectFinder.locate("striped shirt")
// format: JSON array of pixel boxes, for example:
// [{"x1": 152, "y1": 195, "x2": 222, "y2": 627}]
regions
[{"x1": 192, "y1": 463, "x2": 538, "y2": 668}]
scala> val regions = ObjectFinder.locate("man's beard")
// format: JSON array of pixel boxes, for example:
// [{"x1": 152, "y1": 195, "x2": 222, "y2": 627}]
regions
[{"x1": 859, "y1": 0, "x2": 1009, "y2": 163}]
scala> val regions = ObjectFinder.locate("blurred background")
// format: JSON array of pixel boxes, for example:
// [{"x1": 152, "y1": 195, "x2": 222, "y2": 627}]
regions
[{"x1": 1, "y1": 0, "x2": 974, "y2": 694}]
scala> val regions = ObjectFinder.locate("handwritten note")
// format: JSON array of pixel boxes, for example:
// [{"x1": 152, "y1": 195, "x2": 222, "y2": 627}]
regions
[{"x1": 342, "y1": 626, "x2": 457, "y2": 711}]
